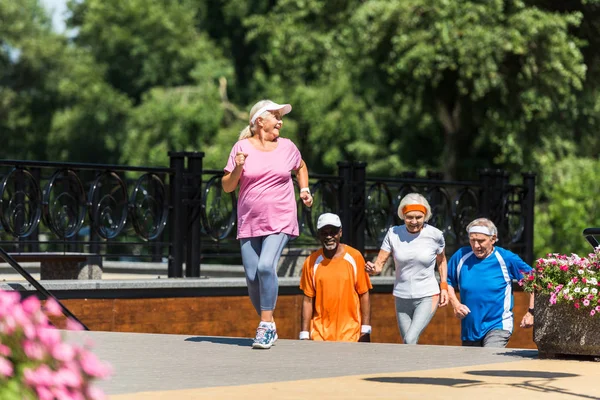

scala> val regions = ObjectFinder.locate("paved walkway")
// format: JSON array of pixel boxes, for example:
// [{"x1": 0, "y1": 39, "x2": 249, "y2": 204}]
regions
[{"x1": 63, "y1": 331, "x2": 600, "y2": 400}]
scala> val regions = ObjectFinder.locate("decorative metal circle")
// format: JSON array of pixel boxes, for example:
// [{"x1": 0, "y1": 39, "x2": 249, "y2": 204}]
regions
[
  {"x1": 366, "y1": 182, "x2": 393, "y2": 242},
  {"x1": 129, "y1": 173, "x2": 168, "y2": 241},
  {"x1": 453, "y1": 188, "x2": 479, "y2": 245},
  {"x1": 88, "y1": 171, "x2": 128, "y2": 239},
  {"x1": 305, "y1": 180, "x2": 339, "y2": 237},
  {"x1": 42, "y1": 169, "x2": 86, "y2": 239},
  {"x1": 0, "y1": 168, "x2": 42, "y2": 238},
  {"x1": 503, "y1": 190, "x2": 525, "y2": 244},
  {"x1": 201, "y1": 175, "x2": 236, "y2": 241},
  {"x1": 426, "y1": 187, "x2": 453, "y2": 233}
]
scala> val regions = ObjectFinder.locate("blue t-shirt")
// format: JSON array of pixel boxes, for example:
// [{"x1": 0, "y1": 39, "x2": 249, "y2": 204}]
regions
[{"x1": 447, "y1": 246, "x2": 532, "y2": 342}]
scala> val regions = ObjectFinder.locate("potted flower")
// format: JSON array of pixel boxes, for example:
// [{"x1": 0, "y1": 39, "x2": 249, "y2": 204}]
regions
[
  {"x1": 0, "y1": 290, "x2": 111, "y2": 399},
  {"x1": 520, "y1": 247, "x2": 600, "y2": 359}
]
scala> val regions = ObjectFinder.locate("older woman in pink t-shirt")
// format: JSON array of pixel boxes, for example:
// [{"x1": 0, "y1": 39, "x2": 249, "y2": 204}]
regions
[{"x1": 222, "y1": 99, "x2": 313, "y2": 349}]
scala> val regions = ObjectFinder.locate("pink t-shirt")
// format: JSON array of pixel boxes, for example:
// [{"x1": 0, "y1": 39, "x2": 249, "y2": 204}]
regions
[{"x1": 224, "y1": 138, "x2": 302, "y2": 239}]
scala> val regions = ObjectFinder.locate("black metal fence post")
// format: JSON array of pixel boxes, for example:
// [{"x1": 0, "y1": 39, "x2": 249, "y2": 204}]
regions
[
  {"x1": 352, "y1": 162, "x2": 367, "y2": 254},
  {"x1": 337, "y1": 161, "x2": 352, "y2": 245},
  {"x1": 185, "y1": 152, "x2": 204, "y2": 278},
  {"x1": 522, "y1": 172, "x2": 536, "y2": 265},
  {"x1": 29, "y1": 167, "x2": 41, "y2": 252},
  {"x1": 168, "y1": 152, "x2": 185, "y2": 278}
]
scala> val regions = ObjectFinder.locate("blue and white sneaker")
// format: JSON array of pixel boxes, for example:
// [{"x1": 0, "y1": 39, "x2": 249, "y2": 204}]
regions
[{"x1": 252, "y1": 322, "x2": 276, "y2": 349}]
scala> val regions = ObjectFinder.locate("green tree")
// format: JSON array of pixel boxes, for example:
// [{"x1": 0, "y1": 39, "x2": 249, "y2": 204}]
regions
[
  {"x1": 68, "y1": 0, "x2": 218, "y2": 102},
  {"x1": 344, "y1": 0, "x2": 587, "y2": 178}
]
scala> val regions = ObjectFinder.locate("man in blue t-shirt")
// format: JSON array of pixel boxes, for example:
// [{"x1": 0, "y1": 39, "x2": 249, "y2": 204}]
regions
[{"x1": 447, "y1": 218, "x2": 535, "y2": 347}]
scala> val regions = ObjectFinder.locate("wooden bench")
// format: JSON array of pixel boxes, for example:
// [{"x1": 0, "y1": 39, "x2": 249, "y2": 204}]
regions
[{"x1": 2, "y1": 252, "x2": 102, "y2": 280}]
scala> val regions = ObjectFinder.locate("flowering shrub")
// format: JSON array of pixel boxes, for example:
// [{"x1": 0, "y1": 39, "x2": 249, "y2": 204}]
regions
[
  {"x1": 0, "y1": 290, "x2": 111, "y2": 399},
  {"x1": 520, "y1": 247, "x2": 600, "y2": 316}
]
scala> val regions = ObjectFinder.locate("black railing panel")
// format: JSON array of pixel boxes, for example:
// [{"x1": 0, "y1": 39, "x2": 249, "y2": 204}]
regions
[{"x1": 0, "y1": 157, "x2": 536, "y2": 275}]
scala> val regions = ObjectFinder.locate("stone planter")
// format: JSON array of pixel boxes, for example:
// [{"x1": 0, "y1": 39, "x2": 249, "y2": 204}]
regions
[{"x1": 534, "y1": 293, "x2": 600, "y2": 359}]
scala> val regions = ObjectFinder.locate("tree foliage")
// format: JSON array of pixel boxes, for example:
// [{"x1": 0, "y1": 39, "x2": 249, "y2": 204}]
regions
[{"x1": 1, "y1": 0, "x2": 599, "y2": 257}]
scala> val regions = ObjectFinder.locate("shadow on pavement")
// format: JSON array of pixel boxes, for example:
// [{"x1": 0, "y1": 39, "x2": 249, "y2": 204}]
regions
[
  {"x1": 364, "y1": 377, "x2": 481, "y2": 386},
  {"x1": 495, "y1": 349, "x2": 538, "y2": 359},
  {"x1": 184, "y1": 336, "x2": 253, "y2": 347},
  {"x1": 465, "y1": 370, "x2": 578, "y2": 379}
]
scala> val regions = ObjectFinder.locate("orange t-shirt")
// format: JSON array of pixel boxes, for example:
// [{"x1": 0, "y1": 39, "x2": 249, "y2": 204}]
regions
[{"x1": 299, "y1": 245, "x2": 372, "y2": 342}]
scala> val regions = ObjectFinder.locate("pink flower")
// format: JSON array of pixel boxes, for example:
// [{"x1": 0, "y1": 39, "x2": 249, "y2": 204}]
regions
[
  {"x1": 583, "y1": 299, "x2": 590, "y2": 306},
  {"x1": 66, "y1": 318, "x2": 84, "y2": 331},
  {"x1": 37, "y1": 327, "x2": 62, "y2": 348},
  {"x1": 572, "y1": 277, "x2": 579, "y2": 283},
  {"x1": 591, "y1": 310, "x2": 596, "y2": 316},
  {"x1": 24, "y1": 365, "x2": 54, "y2": 387},
  {"x1": 575, "y1": 302, "x2": 581, "y2": 309},
  {"x1": 560, "y1": 265, "x2": 569, "y2": 271},
  {"x1": 528, "y1": 275, "x2": 535, "y2": 281},
  {"x1": 0, "y1": 357, "x2": 13, "y2": 377},
  {"x1": 79, "y1": 350, "x2": 112, "y2": 379},
  {"x1": 86, "y1": 386, "x2": 108, "y2": 400},
  {"x1": 23, "y1": 340, "x2": 45, "y2": 361},
  {"x1": 0, "y1": 291, "x2": 20, "y2": 313},
  {"x1": 52, "y1": 343, "x2": 76, "y2": 362},
  {"x1": 54, "y1": 366, "x2": 83, "y2": 388},
  {"x1": 22, "y1": 296, "x2": 41, "y2": 315},
  {"x1": 44, "y1": 298, "x2": 62, "y2": 317},
  {"x1": 0, "y1": 344, "x2": 11, "y2": 357},
  {"x1": 547, "y1": 283, "x2": 553, "y2": 289},
  {"x1": 583, "y1": 278, "x2": 588, "y2": 284},
  {"x1": 35, "y1": 386, "x2": 54, "y2": 400}
]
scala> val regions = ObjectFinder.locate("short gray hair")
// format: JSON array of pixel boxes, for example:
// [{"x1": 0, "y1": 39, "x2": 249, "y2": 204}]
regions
[
  {"x1": 466, "y1": 218, "x2": 498, "y2": 237},
  {"x1": 397, "y1": 193, "x2": 432, "y2": 222}
]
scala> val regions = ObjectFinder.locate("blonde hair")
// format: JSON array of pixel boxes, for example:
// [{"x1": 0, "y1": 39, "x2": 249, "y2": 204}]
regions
[
  {"x1": 397, "y1": 193, "x2": 432, "y2": 222},
  {"x1": 466, "y1": 218, "x2": 498, "y2": 237},
  {"x1": 238, "y1": 99, "x2": 274, "y2": 140}
]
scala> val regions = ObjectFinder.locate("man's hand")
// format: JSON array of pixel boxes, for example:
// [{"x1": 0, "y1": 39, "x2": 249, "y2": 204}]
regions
[
  {"x1": 452, "y1": 303, "x2": 471, "y2": 320},
  {"x1": 520, "y1": 311, "x2": 534, "y2": 328},
  {"x1": 358, "y1": 333, "x2": 371, "y2": 342}
]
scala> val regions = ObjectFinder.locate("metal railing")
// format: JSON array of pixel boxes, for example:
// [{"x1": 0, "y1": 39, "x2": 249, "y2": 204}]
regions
[{"x1": 0, "y1": 154, "x2": 536, "y2": 277}]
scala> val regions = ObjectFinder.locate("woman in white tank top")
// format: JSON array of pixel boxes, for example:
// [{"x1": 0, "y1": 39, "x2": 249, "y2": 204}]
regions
[{"x1": 366, "y1": 193, "x2": 448, "y2": 344}]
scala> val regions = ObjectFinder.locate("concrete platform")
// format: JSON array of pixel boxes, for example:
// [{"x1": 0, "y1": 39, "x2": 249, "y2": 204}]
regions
[{"x1": 62, "y1": 331, "x2": 600, "y2": 400}]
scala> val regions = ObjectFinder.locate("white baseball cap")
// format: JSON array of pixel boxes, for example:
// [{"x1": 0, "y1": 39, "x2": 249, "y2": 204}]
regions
[
  {"x1": 250, "y1": 101, "x2": 292, "y2": 125},
  {"x1": 317, "y1": 213, "x2": 342, "y2": 230}
]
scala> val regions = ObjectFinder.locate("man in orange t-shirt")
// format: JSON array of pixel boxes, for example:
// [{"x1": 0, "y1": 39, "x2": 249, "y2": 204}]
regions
[{"x1": 299, "y1": 213, "x2": 372, "y2": 342}]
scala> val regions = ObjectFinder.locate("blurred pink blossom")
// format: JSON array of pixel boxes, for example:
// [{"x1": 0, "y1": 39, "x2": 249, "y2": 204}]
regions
[
  {"x1": 44, "y1": 298, "x2": 63, "y2": 317},
  {"x1": 0, "y1": 357, "x2": 13, "y2": 377}
]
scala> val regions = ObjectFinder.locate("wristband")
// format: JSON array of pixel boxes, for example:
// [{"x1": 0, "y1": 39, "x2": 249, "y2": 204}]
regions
[
  {"x1": 360, "y1": 325, "x2": 372, "y2": 334},
  {"x1": 440, "y1": 282, "x2": 448, "y2": 290},
  {"x1": 528, "y1": 308, "x2": 534, "y2": 314},
  {"x1": 299, "y1": 331, "x2": 310, "y2": 340},
  {"x1": 300, "y1": 187, "x2": 311, "y2": 195}
]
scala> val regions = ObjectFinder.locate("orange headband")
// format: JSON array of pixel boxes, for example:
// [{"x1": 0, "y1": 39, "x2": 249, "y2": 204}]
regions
[{"x1": 402, "y1": 204, "x2": 427, "y2": 215}]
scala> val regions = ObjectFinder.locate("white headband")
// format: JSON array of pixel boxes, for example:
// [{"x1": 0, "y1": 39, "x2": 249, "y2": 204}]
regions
[
  {"x1": 468, "y1": 226, "x2": 495, "y2": 236},
  {"x1": 250, "y1": 103, "x2": 291, "y2": 125}
]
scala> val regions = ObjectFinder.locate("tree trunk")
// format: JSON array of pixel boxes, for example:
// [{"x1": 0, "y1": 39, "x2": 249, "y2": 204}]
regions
[{"x1": 436, "y1": 99, "x2": 461, "y2": 180}]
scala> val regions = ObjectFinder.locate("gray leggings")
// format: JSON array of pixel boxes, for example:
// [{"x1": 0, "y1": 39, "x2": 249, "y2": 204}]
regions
[
  {"x1": 394, "y1": 295, "x2": 438, "y2": 344},
  {"x1": 240, "y1": 233, "x2": 290, "y2": 314}
]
